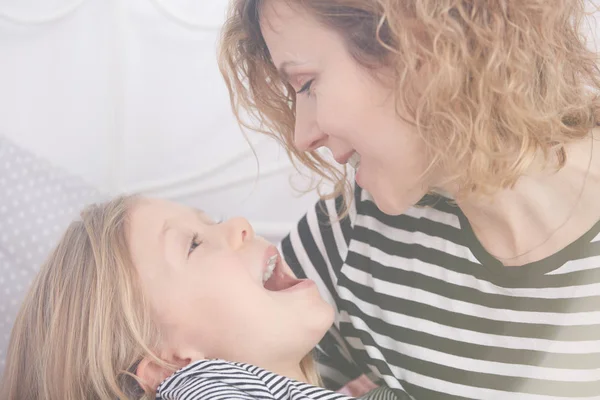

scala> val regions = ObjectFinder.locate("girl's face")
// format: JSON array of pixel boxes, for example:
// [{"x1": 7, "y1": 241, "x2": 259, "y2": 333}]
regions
[
  {"x1": 260, "y1": 1, "x2": 436, "y2": 214},
  {"x1": 127, "y1": 198, "x2": 333, "y2": 375}
]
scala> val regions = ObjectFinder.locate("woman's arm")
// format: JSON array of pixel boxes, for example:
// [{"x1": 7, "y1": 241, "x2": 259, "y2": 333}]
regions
[{"x1": 279, "y1": 186, "x2": 366, "y2": 391}]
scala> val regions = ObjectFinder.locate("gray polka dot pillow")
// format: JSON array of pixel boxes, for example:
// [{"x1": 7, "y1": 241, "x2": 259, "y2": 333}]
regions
[{"x1": 0, "y1": 135, "x2": 101, "y2": 376}]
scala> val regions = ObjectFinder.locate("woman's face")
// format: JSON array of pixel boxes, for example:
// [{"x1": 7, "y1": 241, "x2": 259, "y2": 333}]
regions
[
  {"x1": 127, "y1": 198, "x2": 333, "y2": 373},
  {"x1": 260, "y1": 1, "x2": 435, "y2": 214}
]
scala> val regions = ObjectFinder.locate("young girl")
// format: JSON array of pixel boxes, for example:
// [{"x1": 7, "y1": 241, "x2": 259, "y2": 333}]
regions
[{"x1": 0, "y1": 195, "x2": 394, "y2": 400}]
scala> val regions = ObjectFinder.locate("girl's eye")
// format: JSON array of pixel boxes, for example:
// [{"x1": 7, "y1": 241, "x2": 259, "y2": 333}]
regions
[
  {"x1": 297, "y1": 79, "x2": 314, "y2": 96},
  {"x1": 188, "y1": 233, "x2": 202, "y2": 257}
]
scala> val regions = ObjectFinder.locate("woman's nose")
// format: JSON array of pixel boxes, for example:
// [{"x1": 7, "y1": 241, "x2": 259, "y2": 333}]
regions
[
  {"x1": 294, "y1": 98, "x2": 326, "y2": 152},
  {"x1": 223, "y1": 217, "x2": 254, "y2": 248}
]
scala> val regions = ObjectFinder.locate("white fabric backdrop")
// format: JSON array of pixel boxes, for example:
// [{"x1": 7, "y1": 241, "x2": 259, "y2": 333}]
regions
[{"x1": 0, "y1": 0, "x2": 328, "y2": 235}]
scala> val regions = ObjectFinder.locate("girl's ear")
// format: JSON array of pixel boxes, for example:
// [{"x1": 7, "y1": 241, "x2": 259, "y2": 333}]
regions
[
  {"x1": 136, "y1": 348, "x2": 203, "y2": 391},
  {"x1": 135, "y1": 357, "x2": 174, "y2": 391}
]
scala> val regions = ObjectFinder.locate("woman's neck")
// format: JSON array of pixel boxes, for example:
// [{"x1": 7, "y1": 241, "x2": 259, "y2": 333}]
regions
[{"x1": 453, "y1": 131, "x2": 600, "y2": 266}]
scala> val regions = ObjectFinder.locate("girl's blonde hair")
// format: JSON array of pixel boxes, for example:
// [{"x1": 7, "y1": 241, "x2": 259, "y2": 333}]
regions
[
  {"x1": 1, "y1": 195, "x2": 319, "y2": 399},
  {"x1": 219, "y1": 0, "x2": 600, "y2": 201}
]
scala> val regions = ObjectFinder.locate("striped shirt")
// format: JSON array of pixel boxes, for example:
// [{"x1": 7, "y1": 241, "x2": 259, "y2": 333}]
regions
[
  {"x1": 155, "y1": 359, "x2": 397, "y2": 400},
  {"x1": 280, "y1": 184, "x2": 600, "y2": 400}
]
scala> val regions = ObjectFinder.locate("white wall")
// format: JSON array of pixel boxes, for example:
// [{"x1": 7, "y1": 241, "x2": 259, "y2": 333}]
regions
[{"x1": 0, "y1": 0, "x2": 329, "y2": 243}]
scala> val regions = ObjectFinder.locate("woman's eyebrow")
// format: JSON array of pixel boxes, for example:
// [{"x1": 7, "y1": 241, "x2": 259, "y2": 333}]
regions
[
  {"x1": 277, "y1": 60, "x2": 308, "y2": 82},
  {"x1": 278, "y1": 61, "x2": 296, "y2": 81}
]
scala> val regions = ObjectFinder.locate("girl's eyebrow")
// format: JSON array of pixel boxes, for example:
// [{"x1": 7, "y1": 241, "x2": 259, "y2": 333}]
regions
[{"x1": 192, "y1": 208, "x2": 216, "y2": 225}]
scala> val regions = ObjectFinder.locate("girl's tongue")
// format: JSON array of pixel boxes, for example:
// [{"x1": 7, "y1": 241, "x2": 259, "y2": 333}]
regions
[{"x1": 264, "y1": 270, "x2": 302, "y2": 291}]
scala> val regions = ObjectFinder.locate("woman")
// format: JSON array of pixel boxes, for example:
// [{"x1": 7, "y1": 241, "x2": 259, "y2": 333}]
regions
[
  {"x1": 1, "y1": 195, "x2": 356, "y2": 399},
  {"x1": 218, "y1": 0, "x2": 600, "y2": 399}
]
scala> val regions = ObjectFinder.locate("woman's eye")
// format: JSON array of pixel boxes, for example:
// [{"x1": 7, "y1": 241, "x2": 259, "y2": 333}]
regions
[
  {"x1": 297, "y1": 79, "x2": 314, "y2": 96},
  {"x1": 188, "y1": 233, "x2": 202, "y2": 257}
]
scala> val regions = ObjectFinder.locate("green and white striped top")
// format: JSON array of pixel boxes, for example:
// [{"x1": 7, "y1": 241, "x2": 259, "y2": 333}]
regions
[{"x1": 281, "y1": 184, "x2": 600, "y2": 400}]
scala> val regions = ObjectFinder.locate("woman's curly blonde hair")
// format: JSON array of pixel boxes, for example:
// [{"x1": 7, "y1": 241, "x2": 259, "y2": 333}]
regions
[{"x1": 219, "y1": 0, "x2": 600, "y2": 201}]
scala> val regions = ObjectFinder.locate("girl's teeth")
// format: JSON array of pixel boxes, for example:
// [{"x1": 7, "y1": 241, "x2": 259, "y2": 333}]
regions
[
  {"x1": 263, "y1": 255, "x2": 277, "y2": 283},
  {"x1": 348, "y1": 152, "x2": 361, "y2": 169}
]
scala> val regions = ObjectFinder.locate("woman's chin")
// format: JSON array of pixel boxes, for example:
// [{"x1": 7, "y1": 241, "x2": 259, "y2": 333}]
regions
[{"x1": 371, "y1": 181, "x2": 428, "y2": 216}]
